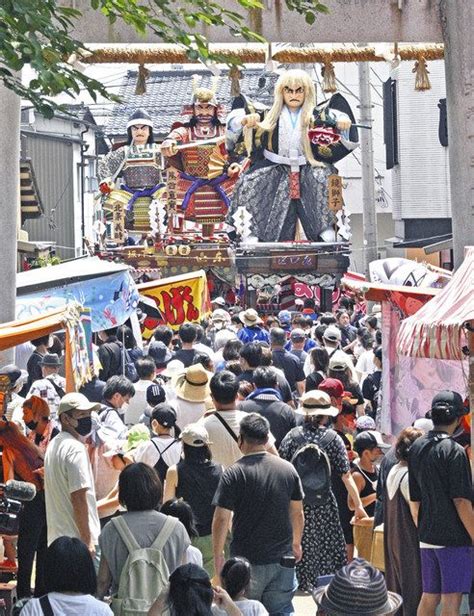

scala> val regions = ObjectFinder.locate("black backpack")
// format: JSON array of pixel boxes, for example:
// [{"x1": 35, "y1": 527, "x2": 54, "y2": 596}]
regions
[{"x1": 289, "y1": 427, "x2": 337, "y2": 507}]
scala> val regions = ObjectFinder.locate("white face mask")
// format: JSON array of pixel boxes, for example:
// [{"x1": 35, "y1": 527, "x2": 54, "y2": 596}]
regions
[{"x1": 120, "y1": 402, "x2": 129, "y2": 414}]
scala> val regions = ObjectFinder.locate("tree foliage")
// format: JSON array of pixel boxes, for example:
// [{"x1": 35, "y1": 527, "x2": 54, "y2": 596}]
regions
[{"x1": 0, "y1": 0, "x2": 327, "y2": 117}]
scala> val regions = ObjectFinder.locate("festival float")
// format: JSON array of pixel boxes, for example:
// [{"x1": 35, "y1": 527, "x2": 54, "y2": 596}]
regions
[{"x1": 95, "y1": 68, "x2": 361, "y2": 311}]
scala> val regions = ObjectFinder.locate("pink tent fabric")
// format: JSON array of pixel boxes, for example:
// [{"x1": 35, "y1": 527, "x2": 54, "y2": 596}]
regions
[{"x1": 397, "y1": 247, "x2": 474, "y2": 360}]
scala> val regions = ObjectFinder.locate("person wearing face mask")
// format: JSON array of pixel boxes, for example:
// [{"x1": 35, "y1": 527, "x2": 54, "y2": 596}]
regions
[
  {"x1": 349, "y1": 430, "x2": 391, "y2": 562},
  {"x1": 99, "y1": 375, "x2": 135, "y2": 441},
  {"x1": 44, "y1": 393, "x2": 102, "y2": 560},
  {"x1": 13, "y1": 397, "x2": 60, "y2": 598}
]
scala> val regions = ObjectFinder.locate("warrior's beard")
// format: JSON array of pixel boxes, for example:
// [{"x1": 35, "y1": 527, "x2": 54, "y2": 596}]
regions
[{"x1": 195, "y1": 115, "x2": 214, "y2": 124}]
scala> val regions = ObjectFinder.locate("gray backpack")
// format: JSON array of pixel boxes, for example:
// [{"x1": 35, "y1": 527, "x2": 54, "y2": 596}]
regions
[{"x1": 111, "y1": 515, "x2": 178, "y2": 616}]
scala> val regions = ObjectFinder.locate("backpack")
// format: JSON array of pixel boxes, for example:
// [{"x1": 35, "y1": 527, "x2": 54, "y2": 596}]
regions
[
  {"x1": 289, "y1": 427, "x2": 337, "y2": 507},
  {"x1": 111, "y1": 515, "x2": 178, "y2": 616},
  {"x1": 119, "y1": 344, "x2": 138, "y2": 383}
]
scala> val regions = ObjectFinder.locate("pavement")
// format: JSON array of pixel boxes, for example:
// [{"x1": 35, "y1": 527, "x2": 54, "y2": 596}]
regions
[{"x1": 293, "y1": 590, "x2": 316, "y2": 615}]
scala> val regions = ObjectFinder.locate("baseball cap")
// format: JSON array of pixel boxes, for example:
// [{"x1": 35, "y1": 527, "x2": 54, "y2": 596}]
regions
[
  {"x1": 278, "y1": 310, "x2": 292, "y2": 324},
  {"x1": 146, "y1": 383, "x2": 166, "y2": 407},
  {"x1": 151, "y1": 403, "x2": 177, "y2": 428},
  {"x1": 354, "y1": 430, "x2": 390, "y2": 454},
  {"x1": 431, "y1": 390, "x2": 466, "y2": 418},
  {"x1": 323, "y1": 326, "x2": 342, "y2": 343},
  {"x1": 211, "y1": 297, "x2": 226, "y2": 307},
  {"x1": 57, "y1": 393, "x2": 101, "y2": 416},
  {"x1": 180, "y1": 423, "x2": 212, "y2": 447},
  {"x1": 413, "y1": 417, "x2": 434, "y2": 434},
  {"x1": 290, "y1": 328, "x2": 306, "y2": 341},
  {"x1": 355, "y1": 415, "x2": 376, "y2": 431},
  {"x1": 318, "y1": 378, "x2": 357, "y2": 404}
]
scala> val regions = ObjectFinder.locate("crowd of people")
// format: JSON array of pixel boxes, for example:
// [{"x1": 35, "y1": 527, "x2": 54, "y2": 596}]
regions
[{"x1": 0, "y1": 294, "x2": 471, "y2": 615}]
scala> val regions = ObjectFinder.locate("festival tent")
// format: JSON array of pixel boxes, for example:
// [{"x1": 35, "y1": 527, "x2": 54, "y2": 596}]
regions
[
  {"x1": 397, "y1": 246, "x2": 473, "y2": 361},
  {"x1": 340, "y1": 273, "x2": 468, "y2": 436},
  {"x1": 0, "y1": 304, "x2": 94, "y2": 392},
  {"x1": 397, "y1": 246, "x2": 473, "y2": 455},
  {"x1": 16, "y1": 256, "x2": 139, "y2": 332}
]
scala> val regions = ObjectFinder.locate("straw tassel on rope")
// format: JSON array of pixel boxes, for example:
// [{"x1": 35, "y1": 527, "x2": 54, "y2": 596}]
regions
[
  {"x1": 135, "y1": 63, "x2": 150, "y2": 95},
  {"x1": 413, "y1": 56, "x2": 431, "y2": 91},
  {"x1": 229, "y1": 66, "x2": 242, "y2": 97},
  {"x1": 322, "y1": 60, "x2": 337, "y2": 93}
]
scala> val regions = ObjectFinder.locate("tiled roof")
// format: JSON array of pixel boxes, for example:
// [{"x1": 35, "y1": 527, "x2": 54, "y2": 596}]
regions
[{"x1": 104, "y1": 68, "x2": 278, "y2": 139}]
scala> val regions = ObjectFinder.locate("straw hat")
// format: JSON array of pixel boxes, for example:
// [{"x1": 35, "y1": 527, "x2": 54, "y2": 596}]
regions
[
  {"x1": 175, "y1": 364, "x2": 210, "y2": 403},
  {"x1": 313, "y1": 558, "x2": 402, "y2": 615},
  {"x1": 297, "y1": 390, "x2": 339, "y2": 417},
  {"x1": 239, "y1": 308, "x2": 262, "y2": 327}
]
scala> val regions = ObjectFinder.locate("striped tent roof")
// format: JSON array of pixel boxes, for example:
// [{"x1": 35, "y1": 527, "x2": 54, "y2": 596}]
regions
[{"x1": 397, "y1": 246, "x2": 474, "y2": 360}]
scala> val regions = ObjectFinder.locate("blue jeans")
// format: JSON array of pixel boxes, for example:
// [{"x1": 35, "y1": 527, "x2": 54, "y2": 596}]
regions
[{"x1": 248, "y1": 561, "x2": 297, "y2": 616}]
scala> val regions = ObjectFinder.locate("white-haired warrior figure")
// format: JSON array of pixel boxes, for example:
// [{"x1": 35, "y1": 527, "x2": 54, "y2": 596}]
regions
[{"x1": 226, "y1": 69, "x2": 359, "y2": 242}]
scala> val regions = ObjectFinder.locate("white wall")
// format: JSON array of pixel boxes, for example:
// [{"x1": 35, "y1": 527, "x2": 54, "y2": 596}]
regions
[{"x1": 391, "y1": 60, "x2": 450, "y2": 221}]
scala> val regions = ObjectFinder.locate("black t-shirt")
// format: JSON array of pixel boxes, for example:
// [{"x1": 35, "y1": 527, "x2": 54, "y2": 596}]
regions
[
  {"x1": 408, "y1": 431, "x2": 472, "y2": 546},
  {"x1": 362, "y1": 371, "x2": 381, "y2": 408},
  {"x1": 213, "y1": 452, "x2": 304, "y2": 564},
  {"x1": 173, "y1": 348, "x2": 197, "y2": 368},
  {"x1": 26, "y1": 350, "x2": 44, "y2": 390},
  {"x1": 272, "y1": 349, "x2": 305, "y2": 392},
  {"x1": 238, "y1": 398, "x2": 297, "y2": 448},
  {"x1": 305, "y1": 370, "x2": 325, "y2": 393},
  {"x1": 237, "y1": 369, "x2": 293, "y2": 405}
]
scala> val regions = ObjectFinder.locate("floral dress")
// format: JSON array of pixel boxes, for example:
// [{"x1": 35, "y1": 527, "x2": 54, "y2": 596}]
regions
[{"x1": 279, "y1": 424, "x2": 349, "y2": 591}]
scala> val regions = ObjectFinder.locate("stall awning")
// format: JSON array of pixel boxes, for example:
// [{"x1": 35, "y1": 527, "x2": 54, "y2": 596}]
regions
[{"x1": 397, "y1": 247, "x2": 474, "y2": 360}]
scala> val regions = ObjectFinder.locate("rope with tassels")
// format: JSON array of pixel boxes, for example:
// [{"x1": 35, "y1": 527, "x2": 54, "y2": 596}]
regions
[
  {"x1": 413, "y1": 56, "x2": 431, "y2": 91},
  {"x1": 135, "y1": 63, "x2": 150, "y2": 95},
  {"x1": 321, "y1": 60, "x2": 337, "y2": 93}
]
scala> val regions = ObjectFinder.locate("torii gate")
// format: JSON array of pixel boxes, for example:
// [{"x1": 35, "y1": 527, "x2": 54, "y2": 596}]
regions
[{"x1": 0, "y1": 1, "x2": 472, "y2": 354}]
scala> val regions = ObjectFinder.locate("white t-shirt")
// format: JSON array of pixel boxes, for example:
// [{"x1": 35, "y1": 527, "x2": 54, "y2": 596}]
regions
[
  {"x1": 44, "y1": 432, "x2": 101, "y2": 545},
  {"x1": 173, "y1": 398, "x2": 207, "y2": 430},
  {"x1": 355, "y1": 350, "x2": 376, "y2": 378},
  {"x1": 19, "y1": 592, "x2": 113, "y2": 616},
  {"x1": 386, "y1": 463, "x2": 410, "y2": 503},
  {"x1": 213, "y1": 598, "x2": 268, "y2": 616},
  {"x1": 185, "y1": 544, "x2": 203, "y2": 567},
  {"x1": 134, "y1": 435, "x2": 182, "y2": 469},
  {"x1": 124, "y1": 379, "x2": 153, "y2": 425},
  {"x1": 27, "y1": 374, "x2": 66, "y2": 420},
  {"x1": 199, "y1": 410, "x2": 247, "y2": 468}
]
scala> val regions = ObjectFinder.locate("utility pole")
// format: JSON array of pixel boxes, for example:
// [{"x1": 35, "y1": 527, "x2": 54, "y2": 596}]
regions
[
  {"x1": 0, "y1": 83, "x2": 20, "y2": 364},
  {"x1": 440, "y1": 1, "x2": 474, "y2": 269},
  {"x1": 358, "y1": 60, "x2": 379, "y2": 277}
]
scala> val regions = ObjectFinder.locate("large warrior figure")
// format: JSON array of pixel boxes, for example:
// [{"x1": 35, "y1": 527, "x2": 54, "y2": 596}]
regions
[
  {"x1": 161, "y1": 77, "x2": 240, "y2": 238},
  {"x1": 226, "y1": 69, "x2": 359, "y2": 243},
  {"x1": 98, "y1": 110, "x2": 165, "y2": 236}
]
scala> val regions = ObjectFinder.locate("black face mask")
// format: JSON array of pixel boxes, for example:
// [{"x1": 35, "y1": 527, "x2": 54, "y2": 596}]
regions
[
  {"x1": 25, "y1": 420, "x2": 38, "y2": 431},
  {"x1": 75, "y1": 416, "x2": 92, "y2": 436}
]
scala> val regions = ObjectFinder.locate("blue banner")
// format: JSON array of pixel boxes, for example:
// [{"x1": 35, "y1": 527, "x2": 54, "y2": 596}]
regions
[{"x1": 16, "y1": 270, "x2": 139, "y2": 332}]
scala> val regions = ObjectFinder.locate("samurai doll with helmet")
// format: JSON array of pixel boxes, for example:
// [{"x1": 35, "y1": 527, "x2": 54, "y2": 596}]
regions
[
  {"x1": 161, "y1": 76, "x2": 242, "y2": 238},
  {"x1": 226, "y1": 69, "x2": 359, "y2": 243},
  {"x1": 98, "y1": 110, "x2": 166, "y2": 238}
]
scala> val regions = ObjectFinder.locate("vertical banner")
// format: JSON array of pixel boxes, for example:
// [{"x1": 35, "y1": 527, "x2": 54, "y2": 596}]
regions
[{"x1": 138, "y1": 270, "x2": 211, "y2": 337}]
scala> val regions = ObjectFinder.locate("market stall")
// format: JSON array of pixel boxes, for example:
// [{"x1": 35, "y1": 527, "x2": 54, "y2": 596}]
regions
[
  {"x1": 397, "y1": 246, "x2": 473, "y2": 454},
  {"x1": 0, "y1": 304, "x2": 94, "y2": 392}
]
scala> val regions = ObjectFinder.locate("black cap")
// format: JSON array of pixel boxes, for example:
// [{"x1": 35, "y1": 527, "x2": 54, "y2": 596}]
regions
[
  {"x1": 431, "y1": 390, "x2": 466, "y2": 420},
  {"x1": 354, "y1": 430, "x2": 390, "y2": 455},
  {"x1": 148, "y1": 341, "x2": 172, "y2": 367},
  {"x1": 146, "y1": 383, "x2": 166, "y2": 407},
  {"x1": 151, "y1": 403, "x2": 177, "y2": 428}
]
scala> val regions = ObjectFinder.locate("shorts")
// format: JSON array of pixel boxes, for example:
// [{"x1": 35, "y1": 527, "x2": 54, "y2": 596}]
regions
[{"x1": 420, "y1": 546, "x2": 473, "y2": 594}]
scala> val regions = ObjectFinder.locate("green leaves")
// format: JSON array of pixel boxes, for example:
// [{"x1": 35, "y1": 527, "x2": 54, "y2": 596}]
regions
[{"x1": 0, "y1": 0, "x2": 328, "y2": 113}]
